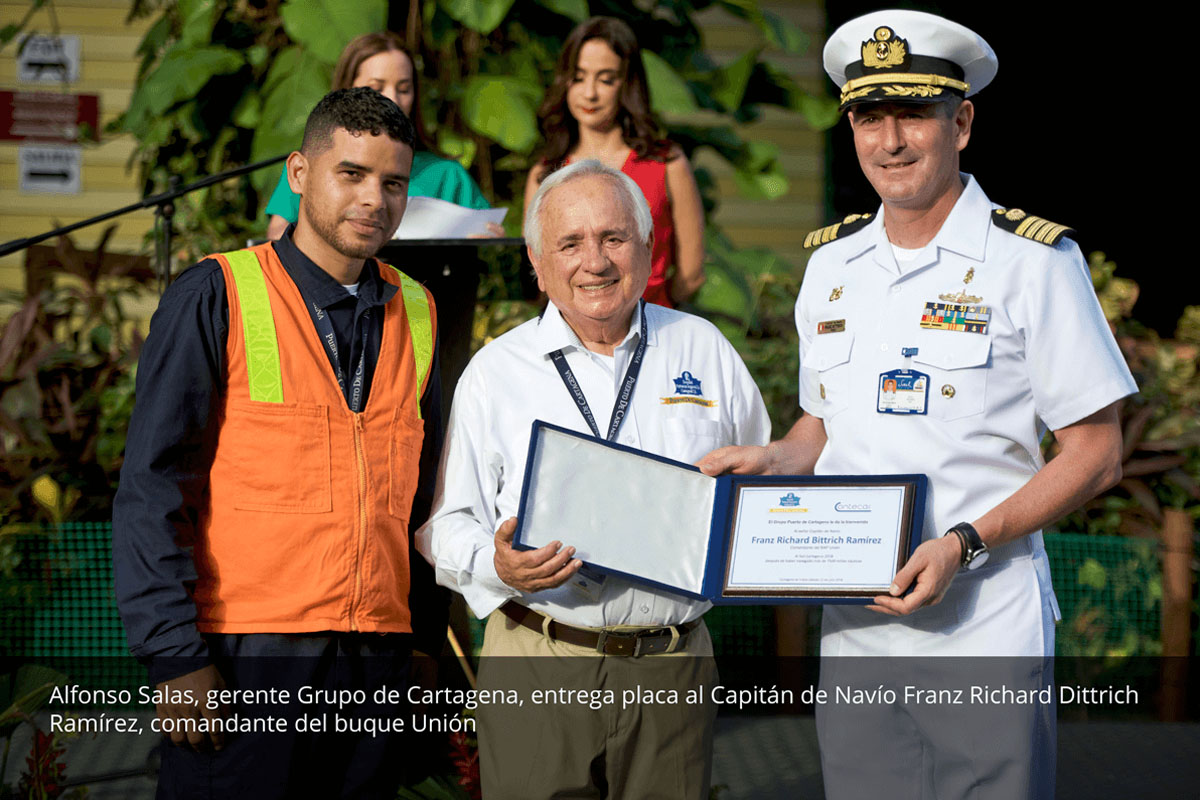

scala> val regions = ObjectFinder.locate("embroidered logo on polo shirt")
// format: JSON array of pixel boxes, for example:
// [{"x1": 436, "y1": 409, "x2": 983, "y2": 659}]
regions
[{"x1": 662, "y1": 371, "x2": 716, "y2": 407}]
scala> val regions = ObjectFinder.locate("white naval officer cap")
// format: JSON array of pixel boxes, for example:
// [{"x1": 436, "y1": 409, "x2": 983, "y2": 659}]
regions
[{"x1": 823, "y1": 9, "x2": 997, "y2": 110}]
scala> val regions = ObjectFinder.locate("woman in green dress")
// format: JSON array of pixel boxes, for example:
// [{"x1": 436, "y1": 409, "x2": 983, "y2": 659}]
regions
[{"x1": 265, "y1": 31, "x2": 493, "y2": 239}]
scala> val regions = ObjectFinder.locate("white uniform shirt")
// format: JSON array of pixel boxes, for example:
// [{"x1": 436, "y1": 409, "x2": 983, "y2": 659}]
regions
[
  {"x1": 798, "y1": 176, "x2": 1137, "y2": 654},
  {"x1": 417, "y1": 300, "x2": 771, "y2": 628}
]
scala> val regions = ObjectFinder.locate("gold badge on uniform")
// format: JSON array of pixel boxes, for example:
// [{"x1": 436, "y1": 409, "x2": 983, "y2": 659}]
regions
[
  {"x1": 817, "y1": 319, "x2": 846, "y2": 334},
  {"x1": 829, "y1": 286, "x2": 844, "y2": 301},
  {"x1": 938, "y1": 266, "x2": 981, "y2": 303}
]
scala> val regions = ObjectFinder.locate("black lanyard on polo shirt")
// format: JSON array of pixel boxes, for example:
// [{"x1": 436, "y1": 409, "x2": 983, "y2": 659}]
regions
[
  {"x1": 310, "y1": 300, "x2": 370, "y2": 413},
  {"x1": 549, "y1": 302, "x2": 648, "y2": 442}
]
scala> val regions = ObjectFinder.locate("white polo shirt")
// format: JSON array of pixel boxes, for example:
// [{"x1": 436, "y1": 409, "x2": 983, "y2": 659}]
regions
[
  {"x1": 417, "y1": 300, "x2": 771, "y2": 628},
  {"x1": 798, "y1": 175, "x2": 1138, "y2": 655}
]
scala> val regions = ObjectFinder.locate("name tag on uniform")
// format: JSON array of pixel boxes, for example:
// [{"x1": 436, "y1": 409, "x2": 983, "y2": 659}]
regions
[
  {"x1": 920, "y1": 302, "x2": 990, "y2": 334},
  {"x1": 877, "y1": 369, "x2": 929, "y2": 414},
  {"x1": 817, "y1": 319, "x2": 846, "y2": 334}
]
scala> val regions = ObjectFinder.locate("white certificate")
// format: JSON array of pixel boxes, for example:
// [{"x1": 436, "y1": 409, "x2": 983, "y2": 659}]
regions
[
  {"x1": 513, "y1": 421, "x2": 925, "y2": 604},
  {"x1": 724, "y1": 485, "x2": 906, "y2": 593}
]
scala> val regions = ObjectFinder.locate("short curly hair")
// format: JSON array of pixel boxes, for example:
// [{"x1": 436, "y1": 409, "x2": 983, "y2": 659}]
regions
[{"x1": 300, "y1": 87, "x2": 416, "y2": 155}]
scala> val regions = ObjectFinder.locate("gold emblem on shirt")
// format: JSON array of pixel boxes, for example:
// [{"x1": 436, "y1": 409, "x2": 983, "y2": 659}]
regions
[{"x1": 829, "y1": 286, "x2": 844, "y2": 301}]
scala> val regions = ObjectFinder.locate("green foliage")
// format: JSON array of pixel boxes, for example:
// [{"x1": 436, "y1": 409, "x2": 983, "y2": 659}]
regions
[
  {"x1": 109, "y1": 0, "x2": 837, "y2": 267},
  {"x1": 1055, "y1": 254, "x2": 1200, "y2": 539},
  {"x1": 1049, "y1": 535, "x2": 1163, "y2": 658},
  {"x1": 0, "y1": 665, "x2": 67, "y2": 740},
  {"x1": 0, "y1": 230, "x2": 152, "y2": 527}
]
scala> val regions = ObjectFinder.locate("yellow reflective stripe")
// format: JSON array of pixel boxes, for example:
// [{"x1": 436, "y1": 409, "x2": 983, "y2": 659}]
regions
[
  {"x1": 223, "y1": 250, "x2": 283, "y2": 403},
  {"x1": 387, "y1": 266, "x2": 434, "y2": 420}
]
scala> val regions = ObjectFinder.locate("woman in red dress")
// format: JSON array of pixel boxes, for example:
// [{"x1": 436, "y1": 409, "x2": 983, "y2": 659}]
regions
[{"x1": 523, "y1": 17, "x2": 706, "y2": 308}]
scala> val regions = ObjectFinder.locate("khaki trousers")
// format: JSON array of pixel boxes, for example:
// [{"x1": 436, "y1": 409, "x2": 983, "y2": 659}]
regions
[{"x1": 475, "y1": 610, "x2": 718, "y2": 800}]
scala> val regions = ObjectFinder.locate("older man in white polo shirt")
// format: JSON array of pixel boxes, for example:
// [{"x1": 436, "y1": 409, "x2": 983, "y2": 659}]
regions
[{"x1": 417, "y1": 159, "x2": 769, "y2": 799}]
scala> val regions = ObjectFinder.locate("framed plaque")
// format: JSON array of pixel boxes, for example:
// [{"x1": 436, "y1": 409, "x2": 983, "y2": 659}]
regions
[{"x1": 513, "y1": 421, "x2": 926, "y2": 605}]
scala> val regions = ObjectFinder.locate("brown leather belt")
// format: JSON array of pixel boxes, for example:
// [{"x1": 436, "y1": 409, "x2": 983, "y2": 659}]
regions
[{"x1": 500, "y1": 601, "x2": 699, "y2": 657}]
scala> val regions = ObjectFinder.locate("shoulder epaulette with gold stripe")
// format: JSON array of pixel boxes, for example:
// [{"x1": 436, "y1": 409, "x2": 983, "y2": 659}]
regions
[
  {"x1": 991, "y1": 208, "x2": 1076, "y2": 246},
  {"x1": 803, "y1": 213, "x2": 874, "y2": 249}
]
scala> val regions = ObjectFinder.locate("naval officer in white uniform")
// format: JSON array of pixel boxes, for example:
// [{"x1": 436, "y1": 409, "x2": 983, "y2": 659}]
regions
[{"x1": 699, "y1": 9, "x2": 1137, "y2": 798}]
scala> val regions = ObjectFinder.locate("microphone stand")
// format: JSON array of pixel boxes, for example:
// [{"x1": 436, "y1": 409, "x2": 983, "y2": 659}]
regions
[{"x1": 0, "y1": 154, "x2": 288, "y2": 293}]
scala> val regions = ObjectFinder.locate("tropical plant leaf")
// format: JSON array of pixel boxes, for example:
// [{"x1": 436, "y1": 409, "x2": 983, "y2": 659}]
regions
[
  {"x1": 123, "y1": 46, "x2": 245, "y2": 133},
  {"x1": 280, "y1": 0, "x2": 387, "y2": 65},
  {"x1": 536, "y1": 0, "x2": 589, "y2": 23},
  {"x1": 710, "y1": 49, "x2": 759, "y2": 112},
  {"x1": 461, "y1": 76, "x2": 541, "y2": 153},
  {"x1": 642, "y1": 51, "x2": 698, "y2": 115},
  {"x1": 0, "y1": 665, "x2": 68, "y2": 739},
  {"x1": 251, "y1": 46, "x2": 331, "y2": 192},
  {"x1": 1077, "y1": 559, "x2": 1107, "y2": 590},
  {"x1": 178, "y1": 0, "x2": 219, "y2": 48},
  {"x1": 438, "y1": 0, "x2": 516, "y2": 35}
]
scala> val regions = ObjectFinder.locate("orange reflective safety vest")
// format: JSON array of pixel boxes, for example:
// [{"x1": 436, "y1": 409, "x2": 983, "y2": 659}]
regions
[{"x1": 193, "y1": 243, "x2": 435, "y2": 634}]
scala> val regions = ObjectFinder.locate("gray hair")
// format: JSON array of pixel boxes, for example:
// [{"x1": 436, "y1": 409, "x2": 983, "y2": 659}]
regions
[{"x1": 523, "y1": 159, "x2": 654, "y2": 257}]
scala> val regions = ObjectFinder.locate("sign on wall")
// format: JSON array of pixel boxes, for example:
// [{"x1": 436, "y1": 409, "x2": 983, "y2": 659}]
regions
[
  {"x1": 18, "y1": 145, "x2": 82, "y2": 194},
  {"x1": 16, "y1": 34, "x2": 81, "y2": 83}
]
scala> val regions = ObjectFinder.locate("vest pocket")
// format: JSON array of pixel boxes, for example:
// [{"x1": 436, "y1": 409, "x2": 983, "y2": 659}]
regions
[
  {"x1": 223, "y1": 400, "x2": 332, "y2": 513},
  {"x1": 388, "y1": 408, "x2": 425, "y2": 521}
]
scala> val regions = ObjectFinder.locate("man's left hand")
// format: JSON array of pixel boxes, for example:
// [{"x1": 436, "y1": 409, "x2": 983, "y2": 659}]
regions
[{"x1": 868, "y1": 534, "x2": 961, "y2": 616}]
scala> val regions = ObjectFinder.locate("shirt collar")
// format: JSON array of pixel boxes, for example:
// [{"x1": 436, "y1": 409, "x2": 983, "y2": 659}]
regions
[
  {"x1": 861, "y1": 173, "x2": 991, "y2": 271},
  {"x1": 273, "y1": 225, "x2": 398, "y2": 309},
  {"x1": 927, "y1": 174, "x2": 990, "y2": 262},
  {"x1": 535, "y1": 299, "x2": 655, "y2": 356}
]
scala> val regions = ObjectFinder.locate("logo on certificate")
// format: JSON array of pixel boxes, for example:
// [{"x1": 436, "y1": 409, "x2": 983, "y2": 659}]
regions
[
  {"x1": 779, "y1": 492, "x2": 801, "y2": 507},
  {"x1": 662, "y1": 371, "x2": 716, "y2": 407}
]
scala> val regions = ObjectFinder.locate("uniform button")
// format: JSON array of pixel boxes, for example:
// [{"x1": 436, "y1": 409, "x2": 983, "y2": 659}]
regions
[
  {"x1": 640, "y1": 604, "x2": 650, "y2": 613},
  {"x1": 941, "y1": 384, "x2": 956, "y2": 398},
  {"x1": 890, "y1": 285, "x2": 901, "y2": 294},
  {"x1": 880, "y1": 343, "x2": 888, "y2": 352}
]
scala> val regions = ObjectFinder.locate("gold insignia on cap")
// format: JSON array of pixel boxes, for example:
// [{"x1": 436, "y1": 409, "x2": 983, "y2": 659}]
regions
[
  {"x1": 941, "y1": 384, "x2": 956, "y2": 398},
  {"x1": 829, "y1": 286, "x2": 844, "y2": 301},
  {"x1": 862, "y1": 26, "x2": 908, "y2": 69}
]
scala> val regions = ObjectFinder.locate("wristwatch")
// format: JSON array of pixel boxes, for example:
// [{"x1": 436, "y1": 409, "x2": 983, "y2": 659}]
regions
[{"x1": 948, "y1": 522, "x2": 989, "y2": 570}]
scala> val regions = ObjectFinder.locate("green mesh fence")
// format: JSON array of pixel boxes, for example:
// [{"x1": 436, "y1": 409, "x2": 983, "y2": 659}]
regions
[
  {"x1": 0, "y1": 522, "x2": 145, "y2": 690},
  {"x1": 1044, "y1": 532, "x2": 1163, "y2": 656},
  {"x1": 0, "y1": 526, "x2": 1168, "y2": 685}
]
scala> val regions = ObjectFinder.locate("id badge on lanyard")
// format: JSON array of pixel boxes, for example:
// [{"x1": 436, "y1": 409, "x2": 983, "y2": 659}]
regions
[{"x1": 877, "y1": 347, "x2": 928, "y2": 415}]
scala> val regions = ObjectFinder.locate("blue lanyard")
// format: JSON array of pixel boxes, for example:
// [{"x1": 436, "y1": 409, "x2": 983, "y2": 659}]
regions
[
  {"x1": 311, "y1": 300, "x2": 370, "y2": 413},
  {"x1": 550, "y1": 302, "x2": 648, "y2": 442}
]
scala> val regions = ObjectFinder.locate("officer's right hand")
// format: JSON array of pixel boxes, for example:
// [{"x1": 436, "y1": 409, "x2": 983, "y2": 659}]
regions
[
  {"x1": 696, "y1": 444, "x2": 775, "y2": 477},
  {"x1": 493, "y1": 517, "x2": 582, "y2": 593},
  {"x1": 156, "y1": 663, "x2": 228, "y2": 752}
]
